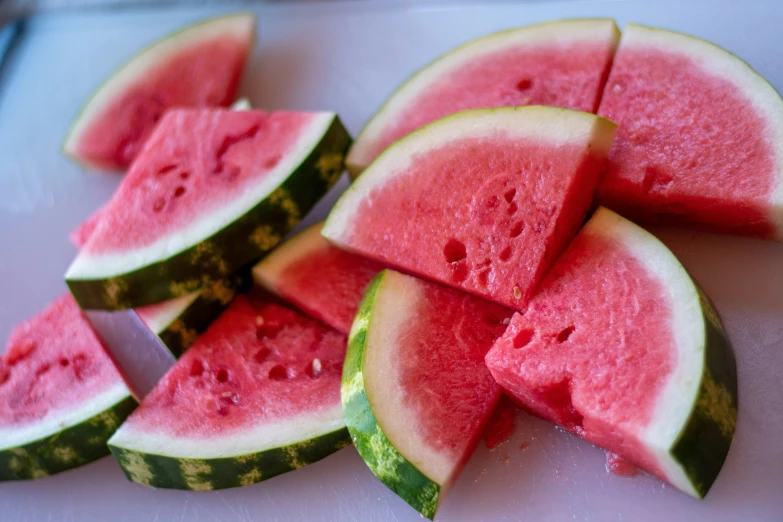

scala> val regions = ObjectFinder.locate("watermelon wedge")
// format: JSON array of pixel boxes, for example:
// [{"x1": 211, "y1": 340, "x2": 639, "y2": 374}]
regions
[
  {"x1": 108, "y1": 295, "x2": 349, "y2": 490},
  {"x1": 343, "y1": 270, "x2": 511, "y2": 518},
  {"x1": 346, "y1": 19, "x2": 620, "y2": 176},
  {"x1": 324, "y1": 106, "x2": 616, "y2": 311},
  {"x1": 65, "y1": 108, "x2": 351, "y2": 310},
  {"x1": 252, "y1": 222, "x2": 384, "y2": 334},
  {"x1": 0, "y1": 294, "x2": 136, "y2": 481},
  {"x1": 484, "y1": 207, "x2": 737, "y2": 498},
  {"x1": 596, "y1": 24, "x2": 783, "y2": 239},
  {"x1": 62, "y1": 13, "x2": 255, "y2": 172}
]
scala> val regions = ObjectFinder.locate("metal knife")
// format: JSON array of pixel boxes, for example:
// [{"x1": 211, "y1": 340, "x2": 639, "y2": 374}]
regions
[{"x1": 86, "y1": 309, "x2": 176, "y2": 400}]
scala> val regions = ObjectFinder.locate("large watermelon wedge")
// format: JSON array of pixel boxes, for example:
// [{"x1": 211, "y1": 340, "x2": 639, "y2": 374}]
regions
[
  {"x1": 108, "y1": 295, "x2": 349, "y2": 490},
  {"x1": 62, "y1": 13, "x2": 255, "y2": 172},
  {"x1": 343, "y1": 270, "x2": 511, "y2": 518},
  {"x1": 65, "y1": 108, "x2": 351, "y2": 310},
  {"x1": 484, "y1": 207, "x2": 737, "y2": 498},
  {"x1": 0, "y1": 294, "x2": 136, "y2": 481},
  {"x1": 324, "y1": 107, "x2": 616, "y2": 311},
  {"x1": 597, "y1": 24, "x2": 783, "y2": 240},
  {"x1": 346, "y1": 19, "x2": 620, "y2": 176},
  {"x1": 253, "y1": 222, "x2": 384, "y2": 334}
]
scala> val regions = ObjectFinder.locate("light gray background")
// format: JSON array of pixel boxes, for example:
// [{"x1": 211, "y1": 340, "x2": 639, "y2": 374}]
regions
[{"x1": 0, "y1": 0, "x2": 781, "y2": 520}]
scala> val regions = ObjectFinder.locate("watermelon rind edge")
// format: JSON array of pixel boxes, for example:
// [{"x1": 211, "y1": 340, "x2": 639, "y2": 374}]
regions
[
  {"x1": 61, "y1": 12, "x2": 257, "y2": 172},
  {"x1": 345, "y1": 18, "x2": 621, "y2": 178},
  {"x1": 107, "y1": 420, "x2": 349, "y2": 490},
  {"x1": 65, "y1": 114, "x2": 352, "y2": 311},
  {"x1": 341, "y1": 271, "x2": 441, "y2": 520},
  {"x1": 0, "y1": 391, "x2": 136, "y2": 481}
]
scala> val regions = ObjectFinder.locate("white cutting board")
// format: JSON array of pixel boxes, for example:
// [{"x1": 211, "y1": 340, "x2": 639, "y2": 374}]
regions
[{"x1": 0, "y1": 0, "x2": 781, "y2": 520}]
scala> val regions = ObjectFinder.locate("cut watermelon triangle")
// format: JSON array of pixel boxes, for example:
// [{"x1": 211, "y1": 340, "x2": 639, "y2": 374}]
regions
[
  {"x1": 597, "y1": 24, "x2": 783, "y2": 240},
  {"x1": 346, "y1": 18, "x2": 620, "y2": 177},
  {"x1": 485, "y1": 207, "x2": 737, "y2": 498},
  {"x1": 343, "y1": 270, "x2": 512, "y2": 518},
  {"x1": 324, "y1": 106, "x2": 616, "y2": 311},
  {"x1": 0, "y1": 294, "x2": 136, "y2": 481},
  {"x1": 65, "y1": 107, "x2": 351, "y2": 310},
  {"x1": 108, "y1": 295, "x2": 349, "y2": 491},
  {"x1": 63, "y1": 13, "x2": 256, "y2": 172},
  {"x1": 252, "y1": 222, "x2": 385, "y2": 335}
]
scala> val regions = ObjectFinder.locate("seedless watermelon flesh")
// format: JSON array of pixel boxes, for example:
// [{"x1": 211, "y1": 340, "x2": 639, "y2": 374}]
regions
[
  {"x1": 66, "y1": 108, "x2": 351, "y2": 310},
  {"x1": 343, "y1": 270, "x2": 511, "y2": 518},
  {"x1": 324, "y1": 107, "x2": 616, "y2": 311},
  {"x1": 0, "y1": 294, "x2": 136, "y2": 480},
  {"x1": 485, "y1": 208, "x2": 737, "y2": 498},
  {"x1": 108, "y1": 295, "x2": 349, "y2": 490},
  {"x1": 253, "y1": 222, "x2": 385, "y2": 334},
  {"x1": 63, "y1": 13, "x2": 255, "y2": 171},
  {"x1": 346, "y1": 19, "x2": 619, "y2": 176},
  {"x1": 597, "y1": 24, "x2": 783, "y2": 239}
]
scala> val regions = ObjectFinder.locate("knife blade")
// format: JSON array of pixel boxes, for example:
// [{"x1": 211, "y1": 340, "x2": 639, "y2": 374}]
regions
[{"x1": 85, "y1": 309, "x2": 176, "y2": 400}]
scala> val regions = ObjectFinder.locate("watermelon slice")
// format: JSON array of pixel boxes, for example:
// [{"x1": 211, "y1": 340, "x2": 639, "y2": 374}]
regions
[
  {"x1": 343, "y1": 269, "x2": 511, "y2": 518},
  {"x1": 108, "y1": 295, "x2": 349, "y2": 490},
  {"x1": 65, "y1": 108, "x2": 351, "y2": 310},
  {"x1": 484, "y1": 207, "x2": 737, "y2": 498},
  {"x1": 0, "y1": 294, "x2": 136, "y2": 481},
  {"x1": 346, "y1": 19, "x2": 620, "y2": 176},
  {"x1": 324, "y1": 106, "x2": 616, "y2": 311},
  {"x1": 62, "y1": 13, "x2": 255, "y2": 172},
  {"x1": 596, "y1": 24, "x2": 783, "y2": 239},
  {"x1": 253, "y1": 222, "x2": 384, "y2": 334}
]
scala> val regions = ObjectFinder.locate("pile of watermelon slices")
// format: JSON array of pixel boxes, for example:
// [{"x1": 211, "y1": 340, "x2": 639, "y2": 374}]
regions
[{"x1": 4, "y1": 11, "x2": 782, "y2": 521}]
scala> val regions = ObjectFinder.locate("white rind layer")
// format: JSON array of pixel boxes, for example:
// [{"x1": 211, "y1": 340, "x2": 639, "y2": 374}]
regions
[
  {"x1": 63, "y1": 13, "x2": 255, "y2": 169},
  {"x1": 0, "y1": 381, "x2": 132, "y2": 450},
  {"x1": 135, "y1": 292, "x2": 201, "y2": 335},
  {"x1": 619, "y1": 24, "x2": 783, "y2": 239},
  {"x1": 324, "y1": 106, "x2": 616, "y2": 245},
  {"x1": 346, "y1": 19, "x2": 620, "y2": 173},
  {"x1": 252, "y1": 222, "x2": 325, "y2": 293},
  {"x1": 65, "y1": 112, "x2": 337, "y2": 280},
  {"x1": 363, "y1": 270, "x2": 454, "y2": 487},
  {"x1": 584, "y1": 207, "x2": 703, "y2": 498},
  {"x1": 108, "y1": 403, "x2": 344, "y2": 459}
]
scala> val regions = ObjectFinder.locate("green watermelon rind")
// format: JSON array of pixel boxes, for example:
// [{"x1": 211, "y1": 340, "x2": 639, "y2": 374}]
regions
[
  {"x1": 0, "y1": 393, "x2": 137, "y2": 481},
  {"x1": 667, "y1": 285, "x2": 737, "y2": 498},
  {"x1": 345, "y1": 18, "x2": 621, "y2": 178},
  {"x1": 108, "y1": 424, "x2": 349, "y2": 491},
  {"x1": 148, "y1": 266, "x2": 253, "y2": 357},
  {"x1": 341, "y1": 271, "x2": 440, "y2": 520},
  {"x1": 65, "y1": 116, "x2": 351, "y2": 311},
  {"x1": 62, "y1": 12, "x2": 256, "y2": 172}
]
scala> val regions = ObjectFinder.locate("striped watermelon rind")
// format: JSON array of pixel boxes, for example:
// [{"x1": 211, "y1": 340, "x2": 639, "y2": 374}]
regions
[{"x1": 341, "y1": 272, "x2": 440, "y2": 519}]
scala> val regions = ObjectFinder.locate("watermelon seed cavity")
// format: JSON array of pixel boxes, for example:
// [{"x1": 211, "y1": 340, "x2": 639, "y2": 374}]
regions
[
  {"x1": 504, "y1": 189, "x2": 516, "y2": 202},
  {"x1": 513, "y1": 329, "x2": 534, "y2": 349},
  {"x1": 516, "y1": 78, "x2": 533, "y2": 91},
  {"x1": 499, "y1": 246, "x2": 512, "y2": 262},
  {"x1": 173, "y1": 186, "x2": 186, "y2": 198},
  {"x1": 510, "y1": 221, "x2": 525, "y2": 238},
  {"x1": 253, "y1": 347, "x2": 272, "y2": 364},
  {"x1": 556, "y1": 326, "x2": 575, "y2": 343},
  {"x1": 443, "y1": 238, "x2": 467, "y2": 264},
  {"x1": 190, "y1": 359, "x2": 204, "y2": 376},
  {"x1": 216, "y1": 368, "x2": 229, "y2": 383},
  {"x1": 268, "y1": 364, "x2": 288, "y2": 381}
]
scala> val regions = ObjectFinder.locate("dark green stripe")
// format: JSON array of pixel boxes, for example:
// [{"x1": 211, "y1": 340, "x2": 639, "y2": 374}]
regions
[
  {"x1": 670, "y1": 285, "x2": 738, "y2": 498},
  {"x1": 157, "y1": 265, "x2": 254, "y2": 357},
  {"x1": 67, "y1": 117, "x2": 352, "y2": 310},
  {"x1": 0, "y1": 394, "x2": 136, "y2": 481},
  {"x1": 342, "y1": 271, "x2": 440, "y2": 519},
  {"x1": 109, "y1": 427, "x2": 349, "y2": 490}
]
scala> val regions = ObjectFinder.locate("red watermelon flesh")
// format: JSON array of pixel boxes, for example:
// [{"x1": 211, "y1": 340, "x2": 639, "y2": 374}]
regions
[
  {"x1": 70, "y1": 205, "x2": 106, "y2": 249},
  {"x1": 324, "y1": 108, "x2": 617, "y2": 310},
  {"x1": 65, "y1": 14, "x2": 254, "y2": 171},
  {"x1": 124, "y1": 295, "x2": 345, "y2": 437},
  {"x1": 80, "y1": 108, "x2": 318, "y2": 256},
  {"x1": 347, "y1": 19, "x2": 619, "y2": 174},
  {"x1": 253, "y1": 223, "x2": 385, "y2": 335},
  {"x1": 0, "y1": 294, "x2": 127, "y2": 426},
  {"x1": 597, "y1": 24, "x2": 783, "y2": 239}
]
